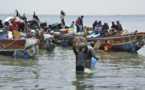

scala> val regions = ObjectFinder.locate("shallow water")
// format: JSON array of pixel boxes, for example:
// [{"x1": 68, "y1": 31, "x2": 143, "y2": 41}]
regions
[
  {"x1": 0, "y1": 46, "x2": 145, "y2": 90},
  {"x1": 0, "y1": 15, "x2": 145, "y2": 90}
]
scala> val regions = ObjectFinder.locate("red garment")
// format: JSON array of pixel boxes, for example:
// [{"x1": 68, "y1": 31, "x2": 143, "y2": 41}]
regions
[
  {"x1": 101, "y1": 42, "x2": 112, "y2": 52},
  {"x1": 16, "y1": 20, "x2": 21, "y2": 26},
  {"x1": 9, "y1": 21, "x2": 18, "y2": 31},
  {"x1": 76, "y1": 19, "x2": 80, "y2": 25},
  {"x1": 40, "y1": 29, "x2": 45, "y2": 35}
]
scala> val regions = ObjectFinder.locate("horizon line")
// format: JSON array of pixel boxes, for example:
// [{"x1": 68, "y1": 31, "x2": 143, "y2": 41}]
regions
[{"x1": 0, "y1": 13, "x2": 145, "y2": 16}]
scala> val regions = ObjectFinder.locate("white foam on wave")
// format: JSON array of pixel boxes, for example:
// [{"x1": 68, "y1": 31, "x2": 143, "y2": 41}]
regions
[{"x1": 84, "y1": 68, "x2": 92, "y2": 73}]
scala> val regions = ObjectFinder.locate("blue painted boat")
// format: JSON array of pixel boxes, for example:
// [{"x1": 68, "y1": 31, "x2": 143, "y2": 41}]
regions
[
  {"x1": 0, "y1": 38, "x2": 39, "y2": 59},
  {"x1": 53, "y1": 32, "x2": 145, "y2": 53}
]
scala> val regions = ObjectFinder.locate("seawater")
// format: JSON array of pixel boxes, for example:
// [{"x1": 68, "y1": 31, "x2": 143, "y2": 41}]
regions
[{"x1": 0, "y1": 14, "x2": 145, "y2": 90}]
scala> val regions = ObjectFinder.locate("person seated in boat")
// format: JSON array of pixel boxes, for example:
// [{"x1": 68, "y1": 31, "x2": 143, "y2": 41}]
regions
[
  {"x1": 0, "y1": 19, "x2": 3, "y2": 28},
  {"x1": 116, "y1": 20, "x2": 123, "y2": 35},
  {"x1": 95, "y1": 24, "x2": 102, "y2": 35},
  {"x1": 111, "y1": 21, "x2": 116, "y2": 29},
  {"x1": 108, "y1": 28, "x2": 116, "y2": 35},
  {"x1": 98, "y1": 21, "x2": 103, "y2": 27},
  {"x1": 101, "y1": 40, "x2": 112, "y2": 52},
  {"x1": 108, "y1": 22, "x2": 117, "y2": 35},
  {"x1": 70, "y1": 21, "x2": 74, "y2": 28},
  {"x1": 85, "y1": 42, "x2": 99, "y2": 68},
  {"x1": 93, "y1": 20, "x2": 98, "y2": 30},
  {"x1": 33, "y1": 11, "x2": 40, "y2": 21},
  {"x1": 73, "y1": 45, "x2": 88, "y2": 72},
  {"x1": 84, "y1": 27, "x2": 90, "y2": 37},
  {"x1": 95, "y1": 21, "x2": 103, "y2": 35},
  {"x1": 9, "y1": 20, "x2": 19, "y2": 32},
  {"x1": 101, "y1": 23, "x2": 109, "y2": 37},
  {"x1": 3, "y1": 21, "x2": 9, "y2": 33}
]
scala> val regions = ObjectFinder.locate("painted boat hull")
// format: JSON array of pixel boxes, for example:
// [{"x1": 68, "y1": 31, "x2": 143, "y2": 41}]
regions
[
  {"x1": 53, "y1": 32, "x2": 145, "y2": 53},
  {"x1": 0, "y1": 38, "x2": 39, "y2": 59}
]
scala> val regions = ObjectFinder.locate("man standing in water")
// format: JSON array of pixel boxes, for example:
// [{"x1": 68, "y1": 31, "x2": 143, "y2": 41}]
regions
[
  {"x1": 101, "y1": 40, "x2": 112, "y2": 52},
  {"x1": 73, "y1": 45, "x2": 88, "y2": 72},
  {"x1": 85, "y1": 42, "x2": 99, "y2": 68}
]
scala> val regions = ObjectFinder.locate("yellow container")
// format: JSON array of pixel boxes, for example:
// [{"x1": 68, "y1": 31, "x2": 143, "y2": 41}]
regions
[
  {"x1": 13, "y1": 31, "x2": 20, "y2": 39},
  {"x1": 68, "y1": 28, "x2": 74, "y2": 33},
  {"x1": 104, "y1": 46, "x2": 108, "y2": 51}
]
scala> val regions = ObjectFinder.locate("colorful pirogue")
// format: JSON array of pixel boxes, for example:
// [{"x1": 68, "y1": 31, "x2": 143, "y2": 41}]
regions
[
  {"x1": 0, "y1": 14, "x2": 54, "y2": 59},
  {"x1": 53, "y1": 29, "x2": 145, "y2": 53},
  {"x1": 0, "y1": 36, "x2": 39, "y2": 59}
]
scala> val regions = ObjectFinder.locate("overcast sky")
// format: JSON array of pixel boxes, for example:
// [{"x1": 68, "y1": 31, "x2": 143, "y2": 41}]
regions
[{"x1": 0, "y1": 0, "x2": 145, "y2": 15}]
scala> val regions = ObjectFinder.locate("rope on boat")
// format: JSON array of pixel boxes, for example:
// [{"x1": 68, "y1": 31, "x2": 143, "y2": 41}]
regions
[
  {"x1": 122, "y1": 30, "x2": 136, "y2": 54},
  {"x1": 0, "y1": 39, "x2": 20, "y2": 50}
]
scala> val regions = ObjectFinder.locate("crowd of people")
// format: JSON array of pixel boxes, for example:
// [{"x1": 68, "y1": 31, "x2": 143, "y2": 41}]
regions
[
  {"x1": 0, "y1": 19, "x2": 27, "y2": 34},
  {"x1": 59, "y1": 10, "x2": 123, "y2": 38},
  {"x1": 0, "y1": 11, "x2": 46, "y2": 39},
  {"x1": 92, "y1": 20, "x2": 123, "y2": 37},
  {"x1": 57, "y1": 12, "x2": 118, "y2": 72}
]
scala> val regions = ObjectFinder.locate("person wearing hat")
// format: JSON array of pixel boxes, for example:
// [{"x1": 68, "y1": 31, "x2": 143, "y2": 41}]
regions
[
  {"x1": 85, "y1": 42, "x2": 99, "y2": 68},
  {"x1": 116, "y1": 20, "x2": 123, "y2": 35}
]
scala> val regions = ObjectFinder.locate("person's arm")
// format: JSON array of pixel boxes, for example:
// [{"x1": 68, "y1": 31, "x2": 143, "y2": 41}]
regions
[
  {"x1": 120, "y1": 24, "x2": 123, "y2": 30},
  {"x1": 84, "y1": 46, "x2": 88, "y2": 54},
  {"x1": 91, "y1": 49, "x2": 99, "y2": 60},
  {"x1": 108, "y1": 43, "x2": 112, "y2": 49},
  {"x1": 73, "y1": 46, "x2": 77, "y2": 55},
  {"x1": 101, "y1": 42, "x2": 105, "y2": 46}
]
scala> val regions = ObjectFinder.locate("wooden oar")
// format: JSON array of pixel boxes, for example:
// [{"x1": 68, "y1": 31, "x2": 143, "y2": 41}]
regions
[{"x1": 94, "y1": 40, "x2": 101, "y2": 49}]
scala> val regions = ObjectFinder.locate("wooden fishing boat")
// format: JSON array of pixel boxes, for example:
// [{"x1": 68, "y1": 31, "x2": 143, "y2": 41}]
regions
[
  {"x1": 53, "y1": 31, "x2": 145, "y2": 53},
  {"x1": 0, "y1": 38, "x2": 39, "y2": 59}
]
